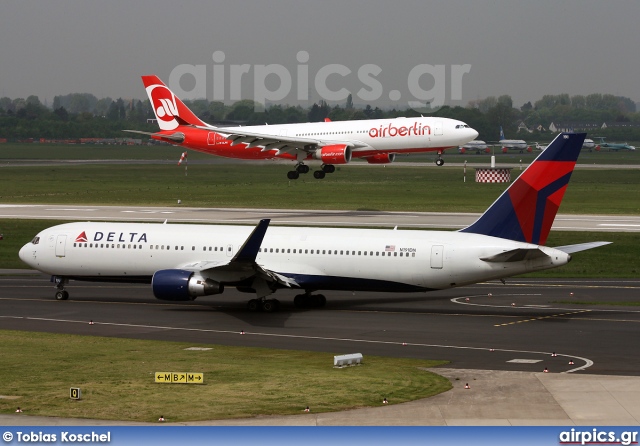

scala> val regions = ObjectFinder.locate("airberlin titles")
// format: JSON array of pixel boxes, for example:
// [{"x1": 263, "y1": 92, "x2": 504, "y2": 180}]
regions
[
  {"x1": 75, "y1": 231, "x2": 148, "y2": 244},
  {"x1": 368, "y1": 121, "x2": 430, "y2": 138}
]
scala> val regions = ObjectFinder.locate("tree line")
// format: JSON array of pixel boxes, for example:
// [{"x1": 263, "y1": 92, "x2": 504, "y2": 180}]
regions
[{"x1": 0, "y1": 92, "x2": 639, "y2": 141}]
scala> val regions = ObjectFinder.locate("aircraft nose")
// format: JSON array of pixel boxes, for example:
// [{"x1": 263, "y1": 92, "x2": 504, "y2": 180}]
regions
[
  {"x1": 470, "y1": 127, "x2": 479, "y2": 140},
  {"x1": 18, "y1": 243, "x2": 32, "y2": 266}
]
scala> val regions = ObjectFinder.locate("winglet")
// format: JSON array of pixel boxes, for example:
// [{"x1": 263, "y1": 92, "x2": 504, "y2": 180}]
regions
[{"x1": 232, "y1": 219, "x2": 270, "y2": 263}]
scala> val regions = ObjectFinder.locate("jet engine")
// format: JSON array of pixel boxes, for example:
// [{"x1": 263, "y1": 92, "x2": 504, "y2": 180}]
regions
[
  {"x1": 152, "y1": 269, "x2": 223, "y2": 301},
  {"x1": 313, "y1": 144, "x2": 352, "y2": 164},
  {"x1": 365, "y1": 153, "x2": 396, "y2": 164}
]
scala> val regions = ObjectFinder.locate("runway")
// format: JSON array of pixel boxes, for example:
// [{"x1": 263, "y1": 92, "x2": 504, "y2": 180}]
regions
[
  {"x1": 2, "y1": 273, "x2": 639, "y2": 376},
  {"x1": 2, "y1": 204, "x2": 640, "y2": 232}
]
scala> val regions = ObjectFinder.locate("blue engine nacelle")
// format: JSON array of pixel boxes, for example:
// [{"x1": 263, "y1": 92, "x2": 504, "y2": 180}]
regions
[{"x1": 152, "y1": 269, "x2": 224, "y2": 301}]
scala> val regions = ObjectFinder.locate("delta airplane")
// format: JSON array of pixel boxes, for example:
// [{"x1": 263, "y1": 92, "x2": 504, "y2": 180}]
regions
[
  {"x1": 498, "y1": 126, "x2": 531, "y2": 153},
  {"x1": 125, "y1": 76, "x2": 478, "y2": 179},
  {"x1": 19, "y1": 133, "x2": 609, "y2": 312}
]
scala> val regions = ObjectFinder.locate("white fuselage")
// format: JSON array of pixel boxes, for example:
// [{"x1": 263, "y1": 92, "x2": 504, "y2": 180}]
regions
[
  {"x1": 20, "y1": 222, "x2": 570, "y2": 294},
  {"x1": 236, "y1": 117, "x2": 478, "y2": 154}
]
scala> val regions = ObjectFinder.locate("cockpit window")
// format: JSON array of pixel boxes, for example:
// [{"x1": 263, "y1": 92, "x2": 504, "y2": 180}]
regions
[
  {"x1": 455, "y1": 124, "x2": 471, "y2": 129},
  {"x1": 31, "y1": 236, "x2": 40, "y2": 245}
]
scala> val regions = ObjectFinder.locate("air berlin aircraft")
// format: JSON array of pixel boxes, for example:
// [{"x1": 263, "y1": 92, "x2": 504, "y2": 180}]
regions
[
  {"x1": 20, "y1": 133, "x2": 609, "y2": 311},
  {"x1": 126, "y1": 76, "x2": 478, "y2": 179}
]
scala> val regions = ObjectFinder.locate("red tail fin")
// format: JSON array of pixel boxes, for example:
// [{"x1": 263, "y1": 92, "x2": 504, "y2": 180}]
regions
[{"x1": 141, "y1": 75, "x2": 207, "y2": 131}]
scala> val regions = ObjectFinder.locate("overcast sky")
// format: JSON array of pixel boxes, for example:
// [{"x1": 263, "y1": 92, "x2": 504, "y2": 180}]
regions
[{"x1": 1, "y1": 0, "x2": 638, "y2": 108}]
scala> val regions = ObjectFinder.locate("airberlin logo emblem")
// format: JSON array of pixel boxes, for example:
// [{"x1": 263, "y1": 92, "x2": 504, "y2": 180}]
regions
[
  {"x1": 147, "y1": 84, "x2": 179, "y2": 130},
  {"x1": 368, "y1": 122, "x2": 430, "y2": 138}
]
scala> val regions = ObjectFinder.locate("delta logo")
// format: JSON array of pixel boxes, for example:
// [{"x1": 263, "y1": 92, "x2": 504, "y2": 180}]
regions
[
  {"x1": 368, "y1": 122, "x2": 431, "y2": 138},
  {"x1": 75, "y1": 231, "x2": 148, "y2": 243}
]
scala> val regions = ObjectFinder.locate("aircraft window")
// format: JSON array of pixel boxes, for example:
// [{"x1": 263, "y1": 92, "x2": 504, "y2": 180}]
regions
[
  {"x1": 89, "y1": 243, "x2": 93, "y2": 248},
  {"x1": 364, "y1": 251, "x2": 367, "y2": 256},
  {"x1": 293, "y1": 249, "x2": 296, "y2": 253},
  {"x1": 73, "y1": 243, "x2": 76, "y2": 247},
  {"x1": 334, "y1": 250, "x2": 337, "y2": 255},
  {"x1": 209, "y1": 247, "x2": 212, "y2": 251},
  {"x1": 340, "y1": 250, "x2": 343, "y2": 255},
  {"x1": 412, "y1": 253, "x2": 415, "y2": 257},
  {"x1": 400, "y1": 252, "x2": 403, "y2": 257},
  {"x1": 322, "y1": 250, "x2": 326, "y2": 254},
  {"x1": 370, "y1": 251, "x2": 373, "y2": 256},
  {"x1": 358, "y1": 251, "x2": 361, "y2": 255},
  {"x1": 269, "y1": 248, "x2": 273, "y2": 253},
  {"x1": 31, "y1": 237, "x2": 40, "y2": 245},
  {"x1": 101, "y1": 244, "x2": 104, "y2": 248},
  {"x1": 220, "y1": 247, "x2": 223, "y2": 251},
  {"x1": 376, "y1": 252, "x2": 379, "y2": 256},
  {"x1": 181, "y1": 246, "x2": 184, "y2": 250},
  {"x1": 287, "y1": 249, "x2": 290, "y2": 253},
  {"x1": 305, "y1": 249, "x2": 308, "y2": 254},
  {"x1": 311, "y1": 249, "x2": 314, "y2": 254},
  {"x1": 192, "y1": 246, "x2": 195, "y2": 251},
  {"x1": 394, "y1": 252, "x2": 397, "y2": 257},
  {"x1": 276, "y1": 249, "x2": 280, "y2": 253},
  {"x1": 175, "y1": 246, "x2": 178, "y2": 250}
]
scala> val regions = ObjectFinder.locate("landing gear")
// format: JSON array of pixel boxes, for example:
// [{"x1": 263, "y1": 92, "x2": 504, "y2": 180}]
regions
[
  {"x1": 435, "y1": 151, "x2": 445, "y2": 166},
  {"x1": 287, "y1": 163, "x2": 335, "y2": 180},
  {"x1": 287, "y1": 163, "x2": 310, "y2": 180},
  {"x1": 53, "y1": 276, "x2": 69, "y2": 300},
  {"x1": 293, "y1": 293, "x2": 326, "y2": 309},
  {"x1": 247, "y1": 298, "x2": 280, "y2": 312}
]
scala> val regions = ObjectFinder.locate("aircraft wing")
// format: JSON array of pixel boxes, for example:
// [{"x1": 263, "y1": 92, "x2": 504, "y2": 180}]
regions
[
  {"x1": 214, "y1": 126, "x2": 371, "y2": 156},
  {"x1": 175, "y1": 219, "x2": 299, "y2": 290}
]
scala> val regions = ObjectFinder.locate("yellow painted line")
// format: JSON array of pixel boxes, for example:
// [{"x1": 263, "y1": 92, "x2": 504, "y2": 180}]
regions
[{"x1": 494, "y1": 310, "x2": 591, "y2": 327}]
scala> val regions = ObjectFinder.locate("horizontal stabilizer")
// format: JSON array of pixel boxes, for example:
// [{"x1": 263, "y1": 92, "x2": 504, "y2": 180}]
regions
[
  {"x1": 481, "y1": 248, "x2": 549, "y2": 263},
  {"x1": 123, "y1": 130, "x2": 185, "y2": 143},
  {"x1": 553, "y1": 241, "x2": 612, "y2": 254}
]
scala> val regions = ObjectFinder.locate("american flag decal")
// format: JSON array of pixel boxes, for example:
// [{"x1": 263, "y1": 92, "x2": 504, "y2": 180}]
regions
[{"x1": 385, "y1": 245, "x2": 395, "y2": 252}]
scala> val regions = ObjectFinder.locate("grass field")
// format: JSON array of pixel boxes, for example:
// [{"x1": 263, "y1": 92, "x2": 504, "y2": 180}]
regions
[
  {"x1": 0, "y1": 330, "x2": 450, "y2": 422},
  {"x1": 1, "y1": 163, "x2": 640, "y2": 214}
]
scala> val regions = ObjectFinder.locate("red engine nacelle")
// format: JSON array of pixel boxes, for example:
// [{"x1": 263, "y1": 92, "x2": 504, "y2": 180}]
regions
[
  {"x1": 502, "y1": 147, "x2": 508, "y2": 153},
  {"x1": 527, "y1": 146, "x2": 533, "y2": 153},
  {"x1": 365, "y1": 153, "x2": 396, "y2": 164},
  {"x1": 459, "y1": 148, "x2": 466, "y2": 154},
  {"x1": 595, "y1": 145, "x2": 601, "y2": 151},
  {"x1": 313, "y1": 144, "x2": 352, "y2": 164}
]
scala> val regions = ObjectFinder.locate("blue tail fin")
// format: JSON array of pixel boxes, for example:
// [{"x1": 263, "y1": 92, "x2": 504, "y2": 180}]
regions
[
  {"x1": 499, "y1": 126, "x2": 505, "y2": 141},
  {"x1": 460, "y1": 132, "x2": 586, "y2": 245}
]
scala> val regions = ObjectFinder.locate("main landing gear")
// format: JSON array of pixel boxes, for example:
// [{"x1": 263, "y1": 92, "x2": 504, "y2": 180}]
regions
[
  {"x1": 247, "y1": 297, "x2": 280, "y2": 313},
  {"x1": 293, "y1": 292, "x2": 326, "y2": 309},
  {"x1": 53, "y1": 276, "x2": 69, "y2": 300},
  {"x1": 287, "y1": 163, "x2": 335, "y2": 180}
]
